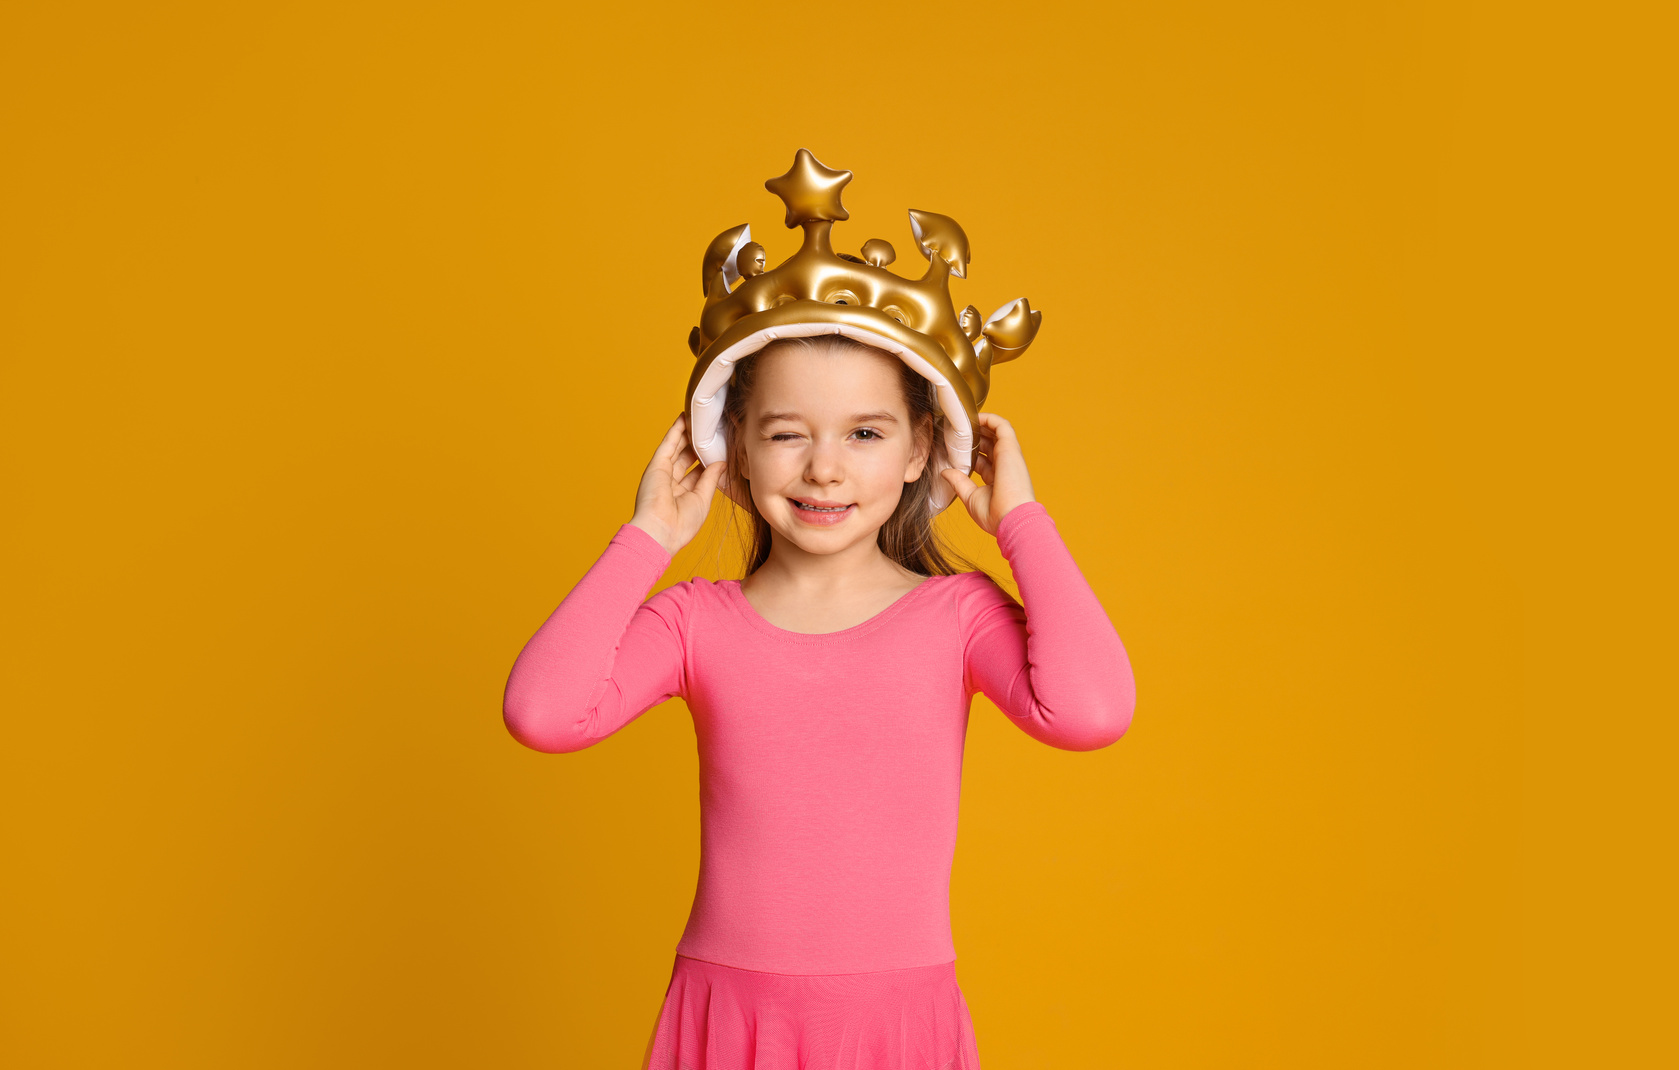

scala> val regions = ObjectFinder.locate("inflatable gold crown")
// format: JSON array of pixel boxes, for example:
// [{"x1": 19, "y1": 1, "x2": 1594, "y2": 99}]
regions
[{"x1": 684, "y1": 148, "x2": 1042, "y2": 512}]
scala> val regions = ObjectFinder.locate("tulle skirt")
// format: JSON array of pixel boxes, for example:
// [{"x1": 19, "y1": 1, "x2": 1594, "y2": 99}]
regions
[{"x1": 644, "y1": 954, "x2": 983, "y2": 1070}]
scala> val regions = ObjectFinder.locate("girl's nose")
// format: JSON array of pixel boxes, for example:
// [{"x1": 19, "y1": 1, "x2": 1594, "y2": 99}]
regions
[{"x1": 804, "y1": 436, "x2": 845, "y2": 484}]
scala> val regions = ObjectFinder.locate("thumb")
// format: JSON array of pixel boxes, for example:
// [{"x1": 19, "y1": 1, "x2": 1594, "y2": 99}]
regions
[
  {"x1": 701, "y1": 459, "x2": 728, "y2": 497},
  {"x1": 940, "y1": 466, "x2": 975, "y2": 505}
]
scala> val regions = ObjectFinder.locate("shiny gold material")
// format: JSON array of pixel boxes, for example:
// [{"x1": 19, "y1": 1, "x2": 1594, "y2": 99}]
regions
[
  {"x1": 861, "y1": 238, "x2": 896, "y2": 267},
  {"x1": 763, "y1": 148, "x2": 852, "y2": 227},
  {"x1": 976, "y1": 297, "x2": 1042, "y2": 365},
  {"x1": 700, "y1": 223, "x2": 751, "y2": 295},
  {"x1": 735, "y1": 242, "x2": 767, "y2": 279},
  {"x1": 906, "y1": 209, "x2": 970, "y2": 279},
  {"x1": 683, "y1": 148, "x2": 1042, "y2": 511}
]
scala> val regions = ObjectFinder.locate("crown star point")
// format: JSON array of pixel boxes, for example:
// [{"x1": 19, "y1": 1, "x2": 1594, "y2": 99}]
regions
[{"x1": 765, "y1": 148, "x2": 852, "y2": 228}]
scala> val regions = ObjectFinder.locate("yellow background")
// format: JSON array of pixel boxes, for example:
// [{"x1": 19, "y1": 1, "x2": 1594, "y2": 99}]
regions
[{"x1": 4, "y1": 2, "x2": 1651, "y2": 1067}]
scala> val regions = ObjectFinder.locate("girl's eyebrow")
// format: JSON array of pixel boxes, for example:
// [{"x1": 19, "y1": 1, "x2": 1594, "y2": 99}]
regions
[{"x1": 757, "y1": 411, "x2": 900, "y2": 427}]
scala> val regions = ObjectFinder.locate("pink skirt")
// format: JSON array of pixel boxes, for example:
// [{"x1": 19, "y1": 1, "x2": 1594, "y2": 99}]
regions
[{"x1": 644, "y1": 954, "x2": 983, "y2": 1070}]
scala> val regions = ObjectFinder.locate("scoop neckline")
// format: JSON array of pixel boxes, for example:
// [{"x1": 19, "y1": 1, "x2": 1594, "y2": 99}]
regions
[{"x1": 723, "y1": 573, "x2": 950, "y2": 641}]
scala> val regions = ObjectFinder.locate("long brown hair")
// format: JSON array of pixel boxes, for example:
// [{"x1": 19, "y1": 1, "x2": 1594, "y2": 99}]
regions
[{"x1": 720, "y1": 335, "x2": 988, "y2": 579}]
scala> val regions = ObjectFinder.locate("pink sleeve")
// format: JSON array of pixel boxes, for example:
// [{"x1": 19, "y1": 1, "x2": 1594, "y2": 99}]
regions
[
  {"x1": 961, "y1": 501, "x2": 1136, "y2": 751},
  {"x1": 502, "y1": 523, "x2": 690, "y2": 754}
]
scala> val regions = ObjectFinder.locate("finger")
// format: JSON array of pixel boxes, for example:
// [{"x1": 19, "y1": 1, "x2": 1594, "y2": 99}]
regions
[
  {"x1": 676, "y1": 460, "x2": 702, "y2": 493},
  {"x1": 976, "y1": 412, "x2": 1016, "y2": 444},
  {"x1": 671, "y1": 444, "x2": 699, "y2": 477},
  {"x1": 678, "y1": 453, "x2": 714, "y2": 493},
  {"x1": 651, "y1": 412, "x2": 687, "y2": 463},
  {"x1": 985, "y1": 428, "x2": 1021, "y2": 466},
  {"x1": 940, "y1": 467, "x2": 975, "y2": 505}
]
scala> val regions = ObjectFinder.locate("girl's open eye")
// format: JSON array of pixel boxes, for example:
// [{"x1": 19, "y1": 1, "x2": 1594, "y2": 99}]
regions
[{"x1": 853, "y1": 428, "x2": 883, "y2": 441}]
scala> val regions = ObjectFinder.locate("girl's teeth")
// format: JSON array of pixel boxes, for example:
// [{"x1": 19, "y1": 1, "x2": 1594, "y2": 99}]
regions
[{"x1": 796, "y1": 502, "x2": 846, "y2": 511}]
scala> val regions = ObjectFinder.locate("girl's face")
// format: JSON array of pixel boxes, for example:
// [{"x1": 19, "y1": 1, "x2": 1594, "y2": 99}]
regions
[{"x1": 739, "y1": 342, "x2": 931, "y2": 557}]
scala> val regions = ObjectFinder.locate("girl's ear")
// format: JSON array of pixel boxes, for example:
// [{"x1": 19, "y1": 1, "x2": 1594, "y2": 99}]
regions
[
  {"x1": 719, "y1": 449, "x2": 753, "y2": 510},
  {"x1": 904, "y1": 417, "x2": 934, "y2": 483}
]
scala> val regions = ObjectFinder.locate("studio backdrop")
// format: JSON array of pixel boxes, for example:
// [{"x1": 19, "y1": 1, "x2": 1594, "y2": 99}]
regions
[{"x1": 2, "y1": 3, "x2": 1534, "y2": 1068}]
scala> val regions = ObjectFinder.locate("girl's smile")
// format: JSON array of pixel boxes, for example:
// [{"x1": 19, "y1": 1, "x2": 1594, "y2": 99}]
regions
[{"x1": 788, "y1": 497, "x2": 856, "y2": 525}]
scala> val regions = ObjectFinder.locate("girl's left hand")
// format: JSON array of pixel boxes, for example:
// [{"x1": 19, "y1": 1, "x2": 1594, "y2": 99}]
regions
[{"x1": 939, "y1": 411, "x2": 1037, "y2": 537}]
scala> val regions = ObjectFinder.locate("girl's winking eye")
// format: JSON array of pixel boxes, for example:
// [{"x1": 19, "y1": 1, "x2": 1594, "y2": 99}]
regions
[{"x1": 768, "y1": 428, "x2": 886, "y2": 442}]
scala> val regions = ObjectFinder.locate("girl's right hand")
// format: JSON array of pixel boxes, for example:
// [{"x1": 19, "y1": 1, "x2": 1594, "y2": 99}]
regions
[{"x1": 628, "y1": 412, "x2": 728, "y2": 557}]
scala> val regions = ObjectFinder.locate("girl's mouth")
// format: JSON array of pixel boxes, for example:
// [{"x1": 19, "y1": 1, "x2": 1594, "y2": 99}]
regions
[{"x1": 788, "y1": 499, "x2": 855, "y2": 526}]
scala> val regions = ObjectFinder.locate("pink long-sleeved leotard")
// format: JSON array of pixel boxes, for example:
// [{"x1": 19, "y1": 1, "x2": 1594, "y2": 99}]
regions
[{"x1": 504, "y1": 501, "x2": 1134, "y2": 975}]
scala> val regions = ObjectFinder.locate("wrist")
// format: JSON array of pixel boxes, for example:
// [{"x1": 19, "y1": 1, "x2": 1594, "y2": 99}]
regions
[
  {"x1": 993, "y1": 499, "x2": 1047, "y2": 540},
  {"x1": 994, "y1": 497, "x2": 1038, "y2": 526},
  {"x1": 628, "y1": 515, "x2": 682, "y2": 557}
]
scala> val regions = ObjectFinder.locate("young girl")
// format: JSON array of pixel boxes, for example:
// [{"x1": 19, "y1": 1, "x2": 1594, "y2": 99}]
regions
[{"x1": 504, "y1": 152, "x2": 1135, "y2": 1069}]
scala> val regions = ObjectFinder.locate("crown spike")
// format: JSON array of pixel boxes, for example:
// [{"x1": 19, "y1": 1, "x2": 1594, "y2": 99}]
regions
[
  {"x1": 701, "y1": 224, "x2": 752, "y2": 295},
  {"x1": 735, "y1": 242, "x2": 767, "y2": 280},
  {"x1": 982, "y1": 298, "x2": 1042, "y2": 363},
  {"x1": 765, "y1": 149, "x2": 852, "y2": 228},
  {"x1": 907, "y1": 210, "x2": 971, "y2": 279},
  {"x1": 862, "y1": 239, "x2": 896, "y2": 268}
]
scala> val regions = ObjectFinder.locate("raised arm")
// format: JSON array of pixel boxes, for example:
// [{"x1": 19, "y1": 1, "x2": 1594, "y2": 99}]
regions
[
  {"x1": 502, "y1": 523, "x2": 689, "y2": 754},
  {"x1": 506, "y1": 410, "x2": 726, "y2": 754},
  {"x1": 962, "y1": 502, "x2": 1135, "y2": 751}
]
